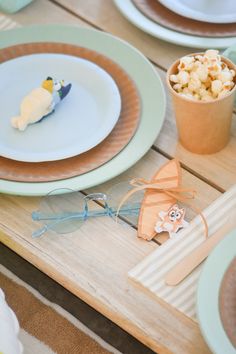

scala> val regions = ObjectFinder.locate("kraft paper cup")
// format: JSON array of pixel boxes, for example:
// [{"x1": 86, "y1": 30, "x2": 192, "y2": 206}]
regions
[{"x1": 167, "y1": 54, "x2": 236, "y2": 154}]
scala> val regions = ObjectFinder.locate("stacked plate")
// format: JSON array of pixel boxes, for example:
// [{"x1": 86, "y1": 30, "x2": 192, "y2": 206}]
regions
[
  {"x1": 114, "y1": 0, "x2": 236, "y2": 48},
  {"x1": 0, "y1": 25, "x2": 166, "y2": 196},
  {"x1": 197, "y1": 229, "x2": 236, "y2": 354}
]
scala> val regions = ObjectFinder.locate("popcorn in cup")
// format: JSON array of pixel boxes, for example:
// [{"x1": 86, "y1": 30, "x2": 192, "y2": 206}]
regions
[{"x1": 167, "y1": 50, "x2": 236, "y2": 154}]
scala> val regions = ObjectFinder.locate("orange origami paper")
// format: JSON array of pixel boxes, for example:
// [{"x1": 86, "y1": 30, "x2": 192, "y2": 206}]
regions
[
  {"x1": 116, "y1": 159, "x2": 208, "y2": 241},
  {"x1": 137, "y1": 159, "x2": 181, "y2": 240}
]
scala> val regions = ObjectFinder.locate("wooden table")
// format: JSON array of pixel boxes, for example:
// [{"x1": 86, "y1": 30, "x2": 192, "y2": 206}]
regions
[{"x1": 0, "y1": 1, "x2": 235, "y2": 353}]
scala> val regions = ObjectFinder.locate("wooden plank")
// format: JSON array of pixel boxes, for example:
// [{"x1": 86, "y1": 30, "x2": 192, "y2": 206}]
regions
[
  {"x1": 7, "y1": 149, "x2": 220, "y2": 242},
  {"x1": 2, "y1": 150, "x2": 220, "y2": 239},
  {"x1": 53, "y1": 0, "x2": 191, "y2": 69},
  {"x1": 85, "y1": 150, "x2": 221, "y2": 229},
  {"x1": 0, "y1": 190, "x2": 211, "y2": 354},
  {"x1": 7, "y1": 0, "x2": 89, "y2": 27}
]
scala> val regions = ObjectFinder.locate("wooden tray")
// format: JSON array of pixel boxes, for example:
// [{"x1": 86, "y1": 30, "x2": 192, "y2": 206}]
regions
[
  {"x1": 132, "y1": 0, "x2": 236, "y2": 37},
  {"x1": 0, "y1": 42, "x2": 140, "y2": 182}
]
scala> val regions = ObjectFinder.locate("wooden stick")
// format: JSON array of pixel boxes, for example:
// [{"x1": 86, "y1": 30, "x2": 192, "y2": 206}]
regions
[{"x1": 165, "y1": 218, "x2": 236, "y2": 286}]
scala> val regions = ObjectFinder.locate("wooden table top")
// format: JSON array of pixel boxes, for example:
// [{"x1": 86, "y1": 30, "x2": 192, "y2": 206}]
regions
[{"x1": 0, "y1": 1, "x2": 235, "y2": 353}]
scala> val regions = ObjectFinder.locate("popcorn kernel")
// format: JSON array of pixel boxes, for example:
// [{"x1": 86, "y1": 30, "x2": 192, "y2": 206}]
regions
[{"x1": 170, "y1": 49, "x2": 235, "y2": 101}]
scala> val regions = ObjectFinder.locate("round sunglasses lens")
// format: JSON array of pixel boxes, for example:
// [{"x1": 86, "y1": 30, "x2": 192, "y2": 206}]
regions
[
  {"x1": 38, "y1": 188, "x2": 85, "y2": 234},
  {"x1": 107, "y1": 181, "x2": 143, "y2": 226}
]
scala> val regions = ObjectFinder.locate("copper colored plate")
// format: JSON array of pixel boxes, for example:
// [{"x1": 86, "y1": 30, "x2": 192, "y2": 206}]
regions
[
  {"x1": 219, "y1": 257, "x2": 236, "y2": 349},
  {"x1": 132, "y1": 0, "x2": 236, "y2": 37},
  {"x1": 0, "y1": 43, "x2": 140, "y2": 182}
]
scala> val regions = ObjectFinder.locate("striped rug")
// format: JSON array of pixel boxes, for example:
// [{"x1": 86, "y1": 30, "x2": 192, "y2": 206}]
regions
[{"x1": 0, "y1": 265, "x2": 120, "y2": 354}]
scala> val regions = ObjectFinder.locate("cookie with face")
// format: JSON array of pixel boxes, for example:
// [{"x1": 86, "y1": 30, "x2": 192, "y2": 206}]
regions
[{"x1": 155, "y1": 204, "x2": 188, "y2": 238}]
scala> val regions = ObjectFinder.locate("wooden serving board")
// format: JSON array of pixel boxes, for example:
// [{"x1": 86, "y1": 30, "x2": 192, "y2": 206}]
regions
[{"x1": 129, "y1": 185, "x2": 236, "y2": 320}]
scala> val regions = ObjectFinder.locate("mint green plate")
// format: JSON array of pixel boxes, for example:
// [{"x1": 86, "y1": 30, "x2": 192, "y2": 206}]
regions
[
  {"x1": 0, "y1": 25, "x2": 166, "y2": 196},
  {"x1": 197, "y1": 229, "x2": 236, "y2": 354},
  {"x1": 114, "y1": 0, "x2": 236, "y2": 49}
]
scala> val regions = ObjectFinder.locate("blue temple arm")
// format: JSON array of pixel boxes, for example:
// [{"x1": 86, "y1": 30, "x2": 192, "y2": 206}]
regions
[
  {"x1": 32, "y1": 204, "x2": 140, "y2": 222},
  {"x1": 32, "y1": 204, "x2": 140, "y2": 238}
]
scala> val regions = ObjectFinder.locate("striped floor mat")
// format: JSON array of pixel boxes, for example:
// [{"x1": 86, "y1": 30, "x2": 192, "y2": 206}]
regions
[{"x1": 0, "y1": 265, "x2": 120, "y2": 354}]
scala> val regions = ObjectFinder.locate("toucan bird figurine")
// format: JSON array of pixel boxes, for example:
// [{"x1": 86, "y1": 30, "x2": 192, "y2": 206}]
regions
[{"x1": 11, "y1": 77, "x2": 72, "y2": 131}]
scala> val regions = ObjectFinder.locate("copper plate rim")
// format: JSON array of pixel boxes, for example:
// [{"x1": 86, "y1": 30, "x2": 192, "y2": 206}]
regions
[
  {"x1": 219, "y1": 257, "x2": 236, "y2": 349},
  {"x1": 132, "y1": 0, "x2": 236, "y2": 38}
]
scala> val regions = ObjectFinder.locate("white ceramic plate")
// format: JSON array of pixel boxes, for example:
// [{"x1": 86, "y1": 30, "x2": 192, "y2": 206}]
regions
[
  {"x1": 158, "y1": 0, "x2": 236, "y2": 24},
  {"x1": 0, "y1": 53, "x2": 121, "y2": 162},
  {"x1": 197, "y1": 229, "x2": 236, "y2": 354},
  {"x1": 114, "y1": 0, "x2": 236, "y2": 49}
]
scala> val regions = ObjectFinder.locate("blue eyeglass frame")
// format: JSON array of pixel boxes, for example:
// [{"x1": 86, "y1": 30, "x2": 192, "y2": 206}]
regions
[{"x1": 32, "y1": 192, "x2": 140, "y2": 238}]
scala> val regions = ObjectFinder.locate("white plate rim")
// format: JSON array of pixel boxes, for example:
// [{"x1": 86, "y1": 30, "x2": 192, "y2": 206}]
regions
[
  {"x1": 158, "y1": 0, "x2": 236, "y2": 24},
  {"x1": 114, "y1": 0, "x2": 236, "y2": 49},
  {"x1": 0, "y1": 54, "x2": 121, "y2": 162},
  {"x1": 197, "y1": 229, "x2": 236, "y2": 354}
]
